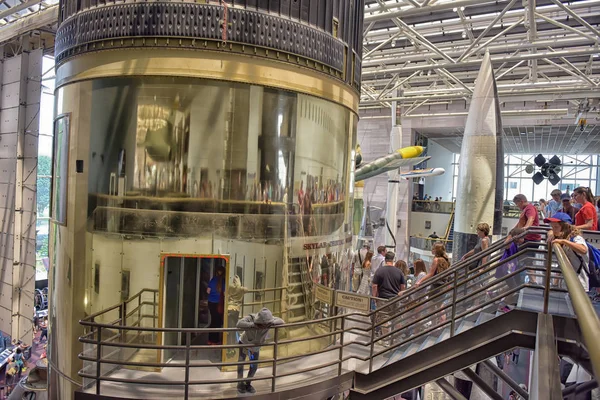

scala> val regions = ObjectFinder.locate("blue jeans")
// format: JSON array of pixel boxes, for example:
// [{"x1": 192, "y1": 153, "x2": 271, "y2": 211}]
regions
[{"x1": 237, "y1": 342, "x2": 259, "y2": 382}]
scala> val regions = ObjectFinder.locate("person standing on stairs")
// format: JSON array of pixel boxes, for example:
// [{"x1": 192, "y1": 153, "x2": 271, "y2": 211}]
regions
[
  {"x1": 506, "y1": 195, "x2": 542, "y2": 272},
  {"x1": 236, "y1": 308, "x2": 284, "y2": 394},
  {"x1": 372, "y1": 252, "x2": 406, "y2": 346},
  {"x1": 460, "y1": 222, "x2": 491, "y2": 274}
]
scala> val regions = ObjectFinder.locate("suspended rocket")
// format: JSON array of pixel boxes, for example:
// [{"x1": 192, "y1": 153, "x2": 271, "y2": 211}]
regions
[
  {"x1": 354, "y1": 145, "x2": 429, "y2": 181},
  {"x1": 452, "y1": 51, "x2": 504, "y2": 261}
]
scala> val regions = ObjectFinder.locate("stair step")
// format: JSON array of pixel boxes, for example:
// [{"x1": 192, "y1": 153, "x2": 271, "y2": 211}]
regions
[
  {"x1": 417, "y1": 334, "x2": 439, "y2": 352},
  {"x1": 434, "y1": 327, "x2": 451, "y2": 344},
  {"x1": 401, "y1": 339, "x2": 425, "y2": 358},
  {"x1": 475, "y1": 312, "x2": 495, "y2": 325},
  {"x1": 456, "y1": 320, "x2": 475, "y2": 334},
  {"x1": 287, "y1": 315, "x2": 306, "y2": 323}
]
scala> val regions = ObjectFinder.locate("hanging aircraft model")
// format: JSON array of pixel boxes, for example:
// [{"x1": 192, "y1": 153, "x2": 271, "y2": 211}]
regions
[{"x1": 354, "y1": 145, "x2": 445, "y2": 181}]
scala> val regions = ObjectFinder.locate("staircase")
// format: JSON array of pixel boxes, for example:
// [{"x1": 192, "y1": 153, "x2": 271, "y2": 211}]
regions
[
  {"x1": 285, "y1": 211, "x2": 313, "y2": 323},
  {"x1": 346, "y1": 229, "x2": 599, "y2": 399},
  {"x1": 444, "y1": 210, "x2": 455, "y2": 253},
  {"x1": 286, "y1": 257, "x2": 313, "y2": 322}
]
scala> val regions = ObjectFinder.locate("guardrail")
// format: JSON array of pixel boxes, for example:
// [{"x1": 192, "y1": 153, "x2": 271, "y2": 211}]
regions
[
  {"x1": 553, "y1": 243, "x2": 600, "y2": 378},
  {"x1": 77, "y1": 228, "x2": 591, "y2": 398},
  {"x1": 409, "y1": 236, "x2": 453, "y2": 253}
]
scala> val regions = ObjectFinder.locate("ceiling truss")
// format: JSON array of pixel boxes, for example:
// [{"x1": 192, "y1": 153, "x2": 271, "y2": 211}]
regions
[{"x1": 362, "y1": 0, "x2": 600, "y2": 116}]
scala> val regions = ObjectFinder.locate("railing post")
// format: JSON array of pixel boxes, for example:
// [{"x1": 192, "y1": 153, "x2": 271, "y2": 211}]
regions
[
  {"x1": 153, "y1": 291, "x2": 157, "y2": 330},
  {"x1": 95, "y1": 326, "x2": 102, "y2": 395},
  {"x1": 120, "y1": 302, "x2": 126, "y2": 344},
  {"x1": 369, "y1": 306, "x2": 376, "y2": 374},
  {"x1": 450, "y1": 271, "x2": 458, "y2": 336},
  {"x1": 338, "y1": 316, "x2": 345, "y2": 376},
  {"x1": 184, "y1": 332, "x2": 190, "y2": 400},
  {"x1": 272, "y1": 327, "x2": 278, "y2": 392},
  {"x1": 543, "y1": 245, "x2": 553, "y2": 314}
]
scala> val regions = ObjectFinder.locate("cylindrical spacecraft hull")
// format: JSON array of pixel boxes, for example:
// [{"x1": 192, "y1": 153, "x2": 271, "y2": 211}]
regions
[
  {"x1": 49, "y1": 2, "x2": 364, "y2": 398},
  {"x1": 453, "y1": 52, "x2": 504, "y2": 262}
]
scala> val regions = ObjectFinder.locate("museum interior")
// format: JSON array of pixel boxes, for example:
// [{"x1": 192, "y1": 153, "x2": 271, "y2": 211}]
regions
[{"x1": 0, "y1": 0, "x2": 599, "y2": 399}]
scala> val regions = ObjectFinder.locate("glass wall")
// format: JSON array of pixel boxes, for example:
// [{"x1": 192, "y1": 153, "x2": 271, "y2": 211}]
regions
[
  {"x1": 82, "y1": 77, "x2": 352, "y2": 238},
  {"x1": 35, "y1": 56, "x2": 56, "y2": 281},
  {"x1": 452, "y1": 153, "x2": 600, "y2": 202}
]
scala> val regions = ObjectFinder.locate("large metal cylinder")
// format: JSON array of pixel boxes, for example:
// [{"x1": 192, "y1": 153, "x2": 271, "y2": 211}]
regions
[{"x1": 49, "y1": 1, "x2": 364, "y2": 398}]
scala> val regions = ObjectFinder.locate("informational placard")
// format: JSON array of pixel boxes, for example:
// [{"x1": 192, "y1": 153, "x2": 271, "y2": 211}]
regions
[
  {"x1": 335, "y1": 291, "x2": 370, "y2": 312},
  {"x1": 314, "y1": 284, "x2": 333, "y2": 304}
]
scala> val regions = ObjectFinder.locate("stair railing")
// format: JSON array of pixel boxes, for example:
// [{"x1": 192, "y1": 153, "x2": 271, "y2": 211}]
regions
[
  {"x1": 366, "y1": 227, "x2": 556, "y2": 372},
  {"x1": 553, "y1": 242, "x2": 600, "y2": 379}
]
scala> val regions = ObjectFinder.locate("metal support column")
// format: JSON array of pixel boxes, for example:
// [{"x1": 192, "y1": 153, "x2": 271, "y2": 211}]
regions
[
  {"x1": 462, "y1": 368, "x2": 504, "y2": 400},
  {"x1": 484, "y1": 360, "x2": 530, "y2": 399},
  {"x1": 0, "y1": 46, "x2": 42, "y2": 342},
  {"x1": 531, "y1": 313, "x2": 562, "y2": 400},
  {"x1": 384, "y1": 91, "x2": 400, "y2": 254},
  {"x1": 435, "y1": 378, "x2": 467, "y2": 400}
]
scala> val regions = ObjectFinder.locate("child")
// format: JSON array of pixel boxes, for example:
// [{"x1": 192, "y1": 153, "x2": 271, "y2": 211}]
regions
[
  {"x1": 40, "y1": 316, "x2": 48, "y2": 342},
  {"x1": 14, "y1": 348, "x2": 25, "y2": 378},
  {"x1": 5, "y1": 357, "x2": 18, "y2": 394},
  {"x1": 236, "y1": 308, "x2": 284, "y2": 394}
]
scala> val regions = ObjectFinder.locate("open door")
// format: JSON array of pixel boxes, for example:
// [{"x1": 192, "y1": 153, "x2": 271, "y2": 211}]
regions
[{"x1": 159, "y1": 254, "x2": 230, "y2": 366}]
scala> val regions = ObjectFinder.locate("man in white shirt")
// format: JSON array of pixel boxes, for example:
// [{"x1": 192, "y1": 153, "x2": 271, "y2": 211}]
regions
[{"x1": 370, "y1": 246, "x2": 386, "y2": 280}]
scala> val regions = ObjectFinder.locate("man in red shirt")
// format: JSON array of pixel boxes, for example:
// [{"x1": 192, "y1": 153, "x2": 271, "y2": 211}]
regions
[
  {"x1": 573, "y1": 186, "x2": 598, "y2": 231},
  {"x1": 508, "y1": 194, "x2": 542, "y2": 244}
]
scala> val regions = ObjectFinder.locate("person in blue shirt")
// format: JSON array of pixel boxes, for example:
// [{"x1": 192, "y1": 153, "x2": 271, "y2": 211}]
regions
[
  {"x1": 545, "y1": 189, "x2": 562, "y2": 218},
  {"x1": 207, "y1": 266, "x2": 226, "y2": 345}
]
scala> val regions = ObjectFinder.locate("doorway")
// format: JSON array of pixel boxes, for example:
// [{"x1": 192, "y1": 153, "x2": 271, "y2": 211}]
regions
[{"x1": 161, "y1": 255, "x2": 228, "y2": 362}]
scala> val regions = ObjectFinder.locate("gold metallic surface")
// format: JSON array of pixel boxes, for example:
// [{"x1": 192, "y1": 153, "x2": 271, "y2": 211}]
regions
[{"x1": 55, "y1": 49, "x2": 359, "y2": 112}]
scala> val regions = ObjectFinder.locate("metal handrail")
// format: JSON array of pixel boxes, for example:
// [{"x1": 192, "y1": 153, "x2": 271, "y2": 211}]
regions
[
  {"x1": 76, "y1": 227, "x2": 594, "y2": 398},
  {"x1": 553, "y1": 243, "x2": 600, "y2": 378}
]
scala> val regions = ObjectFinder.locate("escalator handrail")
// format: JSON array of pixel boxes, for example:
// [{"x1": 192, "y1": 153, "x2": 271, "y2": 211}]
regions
[{"x1": 552, "y1": 242, "x2": 600, "y2": 379}]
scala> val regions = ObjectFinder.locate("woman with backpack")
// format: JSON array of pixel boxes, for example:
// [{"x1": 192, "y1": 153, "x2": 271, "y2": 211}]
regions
[{"x1": 545, "y1": 212, "x2": 589, "y2": 291}]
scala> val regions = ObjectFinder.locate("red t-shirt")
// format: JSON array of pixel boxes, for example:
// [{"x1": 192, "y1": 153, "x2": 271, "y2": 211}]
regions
[
  {"x1": 520, "y1": 203, "x2": 541, "y2": 241},
  {"x1": 575, "y1": 202, "x2": 598, "y2": 230}
]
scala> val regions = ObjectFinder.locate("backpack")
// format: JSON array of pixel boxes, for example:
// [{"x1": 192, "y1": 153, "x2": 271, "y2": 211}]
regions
[
  {"x1": 569, "y1": 238, "x2": 600, "y2": 278},
  {"x1": 585, "y1": 242, "x2": 600, "y2": 277}
]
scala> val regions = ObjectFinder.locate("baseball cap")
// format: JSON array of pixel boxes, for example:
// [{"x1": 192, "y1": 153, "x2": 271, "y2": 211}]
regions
[
  {"x1": 544, "y1": 212, "x2": 572, "y2": 224},
  {"x1": 560, "y1": 193, "x2": 570, "y2": 201}
]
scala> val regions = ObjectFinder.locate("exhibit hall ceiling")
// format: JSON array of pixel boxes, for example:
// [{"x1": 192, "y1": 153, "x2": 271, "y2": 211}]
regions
[
  {"x1": 0, "y1": 0, "x2": 598, "y2": 153},
  {"x1": 361, "y1": 0, "x2": 600, "y2": 154}
]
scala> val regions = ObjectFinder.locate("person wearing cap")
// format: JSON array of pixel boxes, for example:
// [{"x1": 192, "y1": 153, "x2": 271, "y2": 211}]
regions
[
  {"x1": 544, "y1": 212, "x2": 589, "y2": 291},
  {"x1": 558, "y1": 193, "x2": 576, "y2": 222},
  {"x1": 236, "y1": 308, "x2": 284, "y2": 394},
  {"x1": 546, "y1": 189, "x2": 562, "y2": 218}
]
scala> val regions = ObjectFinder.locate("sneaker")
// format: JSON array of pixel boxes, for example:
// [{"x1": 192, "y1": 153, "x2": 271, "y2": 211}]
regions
[
  {"x1": 237, "y1": 382, "x2": 246, "y2": 393},
  {"x1": 245, "y1": 382, "x2": 256, "y2": 394}
]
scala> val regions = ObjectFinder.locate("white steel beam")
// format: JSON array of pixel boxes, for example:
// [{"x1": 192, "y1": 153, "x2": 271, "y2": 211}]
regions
[
  {"x1": 363, "y1": 31, "x2": 403, "y2": 60},
  {"x1": 457, "y1": 0, "x2": 519, "y2": 62},
  {"x1": 362, "y1": 47, "x2": 599, "y2": 76},
  {"x1": 461, "y1": 17, "x2": 525, "y2": 61},
  {"x1": 392, "y1": 18, "x2": 456, "y2": 63},
  {"x1": 364, "y1": 0, "x2": 499, "y2": 22},
  {"x1": 549, "y1": 0, "x2": 600, "y2": 38},
  {"x1": 535, "y1": 12, "x2": 600, "y2": 44},
  {"x1": 542, "y1": 58, "x2": 598, "y2": 87},
  {"x1": 525, "y1": 0, "x2": 538, "y2": 82}
]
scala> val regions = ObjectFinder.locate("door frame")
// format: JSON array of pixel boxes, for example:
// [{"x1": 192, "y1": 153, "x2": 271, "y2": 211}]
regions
[{"x1": 158, "y1": 253, "x2": 231, "y2": 366}]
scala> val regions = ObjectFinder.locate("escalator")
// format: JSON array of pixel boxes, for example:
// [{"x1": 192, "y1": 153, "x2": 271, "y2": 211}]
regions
[{"x1": 344, "y1": 228, "x2": 599, "y2": 399}]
